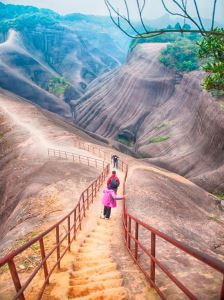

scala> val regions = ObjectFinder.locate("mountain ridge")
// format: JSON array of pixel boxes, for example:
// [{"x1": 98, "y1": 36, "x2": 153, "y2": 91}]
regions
[{"x1": 73, "y1": 43, "x2": 224, "y2": 194}]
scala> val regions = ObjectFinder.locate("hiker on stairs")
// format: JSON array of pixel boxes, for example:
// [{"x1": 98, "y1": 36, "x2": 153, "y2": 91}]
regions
[
  {"x1": 101, "y1": 181, "x2": 125, "y2": 219},
  {"x1": 107, "y1": 170, "x2": 120, "y2": 192}
]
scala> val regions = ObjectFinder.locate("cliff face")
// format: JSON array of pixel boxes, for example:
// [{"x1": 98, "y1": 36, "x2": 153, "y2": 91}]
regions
[{"x1": 73, "y1": 43, "x2": 224, "y2": 193}]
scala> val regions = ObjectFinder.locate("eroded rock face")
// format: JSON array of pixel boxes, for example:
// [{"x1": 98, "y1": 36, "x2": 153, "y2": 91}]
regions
[
  {"x1": 73, "y1": 43, "x2": 224, "y2": 193},
  {"x1": 0, "y1": 90, "x2": 103, "y2": 252},
  {"x1": 126, "y1": 163, "x2": 224, "y2": 299},
  {"x1": 0, "y1": 5, "x2": 128, "y2": 116}
]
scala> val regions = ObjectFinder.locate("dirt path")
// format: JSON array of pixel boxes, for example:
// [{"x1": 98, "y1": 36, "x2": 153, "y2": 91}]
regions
[
  {"x1": 0, "y1": 95, "x2": 99, "y2": 159},
  {"x1": 39, "y1": 169, "x2": 159, "y2": 300}
]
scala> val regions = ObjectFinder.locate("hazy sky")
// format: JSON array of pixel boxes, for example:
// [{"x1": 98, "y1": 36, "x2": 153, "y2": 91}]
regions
[{"x1": 2, "y1": 0, "x2": 224, "y2": 23}]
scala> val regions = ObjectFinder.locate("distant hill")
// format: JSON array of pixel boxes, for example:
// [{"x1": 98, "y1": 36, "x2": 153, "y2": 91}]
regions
[{"x1": 0, "y1": 2, "x2": 129, "y2": 116}]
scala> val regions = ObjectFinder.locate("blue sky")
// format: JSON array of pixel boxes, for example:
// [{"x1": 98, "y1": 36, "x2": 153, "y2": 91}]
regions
[{"x1": 2, "y1": 0, "x2": 224, "y2": 23}]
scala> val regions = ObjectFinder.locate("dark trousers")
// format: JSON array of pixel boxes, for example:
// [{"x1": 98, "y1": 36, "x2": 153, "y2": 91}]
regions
[
  {"x1": 104, "y1": 206, "x2": 111, "y2": 219},
  {"x1": 113, "y1": 160, "x2": 118, "y2": 169}
]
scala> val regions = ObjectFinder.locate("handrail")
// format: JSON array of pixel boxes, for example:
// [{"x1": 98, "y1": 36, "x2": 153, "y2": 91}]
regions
[
  {"x1": 48, "y1": 148, "x2": 105, "y2": 169},
  {"x1": 0, "y1": 149, "x2": 110, "y2": 299},
  {"x1": 120, "y1": 160, "x2": 224, "y2": 300},
  {"x1": 1, "y1": 141, "x2": 224, "y2": 300}
]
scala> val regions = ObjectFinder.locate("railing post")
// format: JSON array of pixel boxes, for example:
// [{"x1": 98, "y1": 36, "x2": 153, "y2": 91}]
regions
[
  {"x1": 220, "y1": 276, "x2": 224, "y2": 300},
  {"x1": 150, "y1": 232, "x2": 156, "y2": 284},
  {"x1": 95, "y1": 181, "x2": 97, "y2": 197},
  {"x1": 128, "y1": 217, "x2": 131, "y2": 249},
  {"x1": 74, "y1": 208, "x2": 77, "y2": 240},
  {"x1": 124, "y1": 213, "x2": 128, "y2": 242},
  {"x1": 8, "y1": 259, "x2": 25, "y2": 300},
  {"x1": 68, "y1": 216, "x2": 71, "y2": 251},
  {"x1": 56, "y1": 225, "x2": 60, "y2": 269},
  {"x1": 87, "y1": 188, "x2": 89, "y2": 210},
  {"x1": 135, "y1": 222, "x2": 139, "y2": 260},
  {"x1": 79, "y1": 202, "x2": 81, "y2": 230},
  {"x1": 97, "y1": 179, "x2": 100, "y2": 191},
  {"x1": 39, "y1": 237, "x2": 49, "y2": 284},
  {"x1": 83, "y1": 194, "x2": 86, "y2": 217}
]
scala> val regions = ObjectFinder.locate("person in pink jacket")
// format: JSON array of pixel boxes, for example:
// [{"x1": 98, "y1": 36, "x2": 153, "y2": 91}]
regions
[{"x1": 101, "y1": 181, "x2": 125, "y2": 219}]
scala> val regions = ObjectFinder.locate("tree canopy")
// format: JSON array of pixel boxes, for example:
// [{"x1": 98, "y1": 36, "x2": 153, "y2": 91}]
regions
[
  {"x1": 105, "y1": 0, "x2": 223, "y2": 38},
  {"x1": 198, "y1": 28, "x2": 224, "y2": 92}
]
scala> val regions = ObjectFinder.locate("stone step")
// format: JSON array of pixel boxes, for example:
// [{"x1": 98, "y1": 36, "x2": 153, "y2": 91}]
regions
[
  {"x1": 73, "y1": 258, "x2": 113, "y2": 270},
  {"x1": 68, "y1": 287, "x2": 128, "y2": 300},
  {"x1": 70, "y1": 270, "x2": 122, "y2": 285},
  {"x1": 70, "y1": 262, "x2": 118, "y2": 279},
  {"x1": 68, "y1": 278, "x2": 123, "y2": 297}
]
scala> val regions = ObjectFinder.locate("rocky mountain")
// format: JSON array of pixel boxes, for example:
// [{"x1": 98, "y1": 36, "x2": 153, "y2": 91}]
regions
[
  {"x1": 73, "y1": 43, "x2": 224, "y2": 194},
  {"x1": 0, "y1": 2, "x2": 129, "y2": 116}
]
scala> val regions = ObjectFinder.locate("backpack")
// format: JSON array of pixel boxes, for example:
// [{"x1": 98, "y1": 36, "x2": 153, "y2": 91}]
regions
[{"x1": 110, "y1": 178, "x2": 119, "y2": 189}]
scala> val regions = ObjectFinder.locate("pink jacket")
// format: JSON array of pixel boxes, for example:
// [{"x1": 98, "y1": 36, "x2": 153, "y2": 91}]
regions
[{"x1": 102, "y1": 187, "x2": 123, "y2": 208}]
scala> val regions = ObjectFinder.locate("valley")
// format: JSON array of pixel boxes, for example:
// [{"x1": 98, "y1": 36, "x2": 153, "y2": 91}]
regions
[
  {"x1": 0, "y1": 2, "x2": 128, "y2": 117},
  {"x1": 0, "y1": 1, "x2": 224, "y2": 299}
]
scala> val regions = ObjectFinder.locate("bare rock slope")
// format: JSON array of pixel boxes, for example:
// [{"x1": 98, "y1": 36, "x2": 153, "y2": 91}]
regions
[
  {"x1": 73, "y1": 43, "x2": 224, "y2": 193},
  {"x1": 0, "y1": 88, "x2": 107, "y2": 252}
]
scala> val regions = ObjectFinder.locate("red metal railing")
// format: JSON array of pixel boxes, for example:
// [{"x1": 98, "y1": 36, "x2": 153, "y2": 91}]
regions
[
  {"x1": 0, "y1": 152, "x2": 110, "y2": 300},
  {"x1": 72, "y1": 140, "x2": 108, "y2": 160},
  {"x1": 48, "y1": 148, "x2": 106, "y2": 169},
  {"x1": 1, "y1": 140, "x2": 224, "y2": 300},
  {"x1": 119, "y1": 161, "x2": 224, "y2": 300}
]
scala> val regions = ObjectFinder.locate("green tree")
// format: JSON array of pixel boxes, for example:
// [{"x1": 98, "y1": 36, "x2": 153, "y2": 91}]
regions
[
  {"x1": 198, "y1": 28, "x2": 224, "y2": 92},
  {"x1": 160, "y1": 39, "x2": 199, "y2": 72}
]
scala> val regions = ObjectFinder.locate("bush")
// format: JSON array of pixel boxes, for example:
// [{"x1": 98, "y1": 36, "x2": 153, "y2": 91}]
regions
[
  {"x1": 198, "y1": 28, "x2": 224, "y2": 92},
  {"x1": 160, "y1": 39, "x2": 200, "y2": 72}
]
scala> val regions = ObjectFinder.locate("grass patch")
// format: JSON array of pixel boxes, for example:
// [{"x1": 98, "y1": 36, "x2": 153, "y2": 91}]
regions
[
  {"x1": 0, "y1": 264, "x2": 9, "y2": 274},
  {"x1": 208, "y1": 215, "x2": 222, "y2": 224},
  {"x1": 211, "y1": 90, "x2": 224, "y2": 98},
  {"x1": 149, "y1": 135, "x2": 169, "y2": 144},
  {"x1": 48, "y1": 77, "x2": 69, "y2": 96},
  {"x1": 212, "y1": 192, "x2": 224, "y2": 200}
]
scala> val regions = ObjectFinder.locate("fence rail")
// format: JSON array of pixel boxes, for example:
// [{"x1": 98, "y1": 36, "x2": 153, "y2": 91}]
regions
[
  {"x1": 0, "y1": 150, "x2": 110, "y2": 300},
  {"x1": 120, "y1": 161, "x2": 224, "y2": 300},
  {"x1": 1, "y1": 141, "x2": 224, "y2": 300},
  {"x1": 48, "y1": 148, "x2": 105, "y2": 169}
]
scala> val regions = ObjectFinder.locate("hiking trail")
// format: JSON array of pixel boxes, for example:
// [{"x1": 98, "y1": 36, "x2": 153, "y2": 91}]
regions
[{"x1": 36, "y1": 169, "x2": 159, "y2": 300}]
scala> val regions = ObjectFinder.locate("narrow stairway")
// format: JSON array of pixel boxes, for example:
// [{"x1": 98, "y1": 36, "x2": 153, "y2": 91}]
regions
[
  {"x1": 40, "y1": 169, "x2": 159, "y2": 300},
  {"x1": 68, "y1": 219, "x2": 128, "y2": 299}
]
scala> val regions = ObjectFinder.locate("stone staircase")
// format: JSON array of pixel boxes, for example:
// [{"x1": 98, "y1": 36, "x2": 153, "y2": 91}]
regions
[
  {"x1": 68, "y1": 220, "x2": 128, "y2": 299},
  {"x1": 40, "y1": 170, "x2": 159, "y2": 300}
]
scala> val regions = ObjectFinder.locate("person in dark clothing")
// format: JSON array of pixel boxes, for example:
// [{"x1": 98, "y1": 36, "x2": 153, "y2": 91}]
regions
[
  {"x1": 111, "y1": 154, "x2": 119, "y2": 169},
  {"x1": 107, "y1": 170, "x2": 120, "y2": 190}
]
